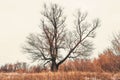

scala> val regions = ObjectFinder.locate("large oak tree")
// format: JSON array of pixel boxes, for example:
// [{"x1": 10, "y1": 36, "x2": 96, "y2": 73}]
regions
[{"x1": 23, "y1": 3, "x2": 100, "y2": 71}]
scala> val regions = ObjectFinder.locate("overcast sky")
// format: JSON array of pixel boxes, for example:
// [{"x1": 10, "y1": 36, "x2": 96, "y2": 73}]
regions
[{"x1": 0, "y1": 0, "x2": 120, "y2": 65}]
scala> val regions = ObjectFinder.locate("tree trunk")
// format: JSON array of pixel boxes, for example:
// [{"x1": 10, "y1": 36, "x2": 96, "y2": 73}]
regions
[{"x1": 51, "y1": 60, "x2": 58, "y2": 72}]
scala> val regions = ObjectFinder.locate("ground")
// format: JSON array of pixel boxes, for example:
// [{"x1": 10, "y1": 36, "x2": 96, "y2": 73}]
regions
[{"x1": 0, "y1": 71, "x2": 120, "y2": 80}]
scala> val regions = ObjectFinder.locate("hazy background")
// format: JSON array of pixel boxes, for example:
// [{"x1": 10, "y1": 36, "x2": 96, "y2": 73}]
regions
[{"x1": 0, "y1": 0, "x2": 120, "y2": 65}]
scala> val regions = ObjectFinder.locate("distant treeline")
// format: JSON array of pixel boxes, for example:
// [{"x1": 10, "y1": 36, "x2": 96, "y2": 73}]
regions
[{"x1": 0, "y1": 62, "x2": 45, "y2": 73}]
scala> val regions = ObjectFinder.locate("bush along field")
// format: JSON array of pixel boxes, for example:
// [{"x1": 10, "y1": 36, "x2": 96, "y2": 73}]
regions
[{"x1": 0, "y1": 49, "x2": 120, "y2": 80}]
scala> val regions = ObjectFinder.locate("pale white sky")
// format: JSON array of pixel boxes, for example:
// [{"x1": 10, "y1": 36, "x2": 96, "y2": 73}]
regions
[{"x1": 0, "y1": 0, "x2": 120, "y2": 65}]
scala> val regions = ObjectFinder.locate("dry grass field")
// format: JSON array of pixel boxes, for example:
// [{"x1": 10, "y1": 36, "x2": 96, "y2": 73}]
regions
[{"x1": 0, "y1": 71, "x2": 120, "y2": 80}]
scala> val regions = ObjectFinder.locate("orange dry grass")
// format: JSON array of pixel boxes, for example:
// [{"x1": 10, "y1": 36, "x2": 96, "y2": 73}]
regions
[{"x1": 0, "y1": 71, "x2": 120, "y2": 80}]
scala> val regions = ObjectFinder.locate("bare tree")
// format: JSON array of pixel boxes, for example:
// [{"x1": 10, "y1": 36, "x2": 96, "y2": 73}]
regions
[
  {"x1": 22, "y1": 3, "x2": 100, "y2": 71},
  {"x1": 111, "y1": 33, "x2": 120, "y2": 55}
]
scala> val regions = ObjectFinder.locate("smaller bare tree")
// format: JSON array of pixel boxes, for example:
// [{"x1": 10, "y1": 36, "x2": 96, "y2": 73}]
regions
[{"x1": 111, "y1": 33, "x2": 120, "y2": 55}]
